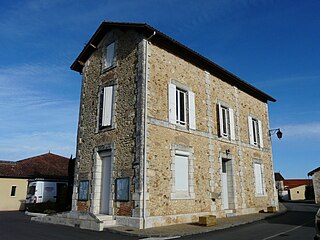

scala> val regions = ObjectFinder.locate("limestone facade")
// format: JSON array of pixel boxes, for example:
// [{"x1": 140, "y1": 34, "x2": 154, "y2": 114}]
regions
[
  {"x1": 70, "y1": 21, "x2": 279, "y2": 229},
  {"x1": 313, "y1": 171, "x2": 320, "y2": 204},
  {"x1": 309, "y1": 168, "x2": 320, "y2": 204}
]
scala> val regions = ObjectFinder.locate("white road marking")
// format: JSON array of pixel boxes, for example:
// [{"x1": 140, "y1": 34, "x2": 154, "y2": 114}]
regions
[
  {"x1": 261, "y1": 219, "x2": 314, "y2": 240},
  {"x1": 141, "y1": 236, "x2": 181, "y2": 240}
]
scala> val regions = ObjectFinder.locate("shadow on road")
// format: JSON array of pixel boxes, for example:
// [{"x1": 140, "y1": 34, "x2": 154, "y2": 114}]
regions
[{"x1": 265, "y1": 202, "x2": 319, "y2": 228}]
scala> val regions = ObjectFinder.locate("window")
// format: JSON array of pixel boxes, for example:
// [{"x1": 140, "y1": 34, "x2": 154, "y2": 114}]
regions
[
  {"x1": 168, "y1": 83, "x2": 196, "y2": 129},
  {"x1": 27, "y1": 186, "x2": 35, "y2": 195},
  {"x1": 175, "y1": 154, "x2": 189, "y2": 192},
  {"x1": 218, "y1": 104, "x2": 235, "y2": 140},
  {"x1": 248, "y1": 116, "x2": 263, "y2": 147},
  {"x1": 10, "y1": 186, "x2": 16, "y2": 197},
  {"x1": 254, "y1": 162, "x2": 264, "y2": 196},
  {"x1": 103, "y1": 42, "x2": 116, "y2": 70},
  {"x1": 99, "y1": 85, "x2": 114, "y2": 129},
  {"x1": 176, "y1": 88, "x2": 187, "y2": 125},
  {"x1": 170, "y1": 146, "x2": 195, "y2": 200}
]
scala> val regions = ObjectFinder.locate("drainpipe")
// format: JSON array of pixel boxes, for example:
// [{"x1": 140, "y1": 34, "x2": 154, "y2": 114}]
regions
[{"x1": 143, "y1": 31, "x2": 156, "y2": 229}]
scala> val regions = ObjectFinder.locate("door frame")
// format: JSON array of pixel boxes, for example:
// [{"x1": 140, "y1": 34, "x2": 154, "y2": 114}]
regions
[
  {"x1": 90, "y1": 145, "x2": 114, "y2": 215},
  {"x1": 99, "y1": 151, "x2": 112, "y2": 214},
  {"x1": 219, "y1": 152, "x2": 236, "y2": 211}
]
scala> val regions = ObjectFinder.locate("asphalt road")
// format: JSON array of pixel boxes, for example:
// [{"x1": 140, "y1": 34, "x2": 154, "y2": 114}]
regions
[
  {"x1": 181, "y1": 202, "x2": 319, "y2": 240},
  {"x1": 0, "y1": 211, "x2": 139, "y2": 240},
  {"x1": 0, "y1": 202, "x2": 318, "y2": 240}
]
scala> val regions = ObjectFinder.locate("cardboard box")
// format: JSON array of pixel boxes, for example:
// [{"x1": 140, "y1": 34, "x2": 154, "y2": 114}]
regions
[
  {"x1": 267, "y1": 206, "x2": 277, "y2": 213},
  {"x1": 199, "y1": 215, "x2": 217, "y2": 226}
]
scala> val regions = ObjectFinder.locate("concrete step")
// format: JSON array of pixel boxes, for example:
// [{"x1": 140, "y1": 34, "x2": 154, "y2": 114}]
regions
[
  {"x1": 226, "y1": 212, "x2": 236, "y2": 217},
  {"x1": 95, "y1": 214, "x2": 117, "y2": 228},
  {"x1": 96, "y1": 214, "x2": 114, "y2": 221},
  {"x1": 225, "y1": 209, "x2": 236, "y2": 217}
]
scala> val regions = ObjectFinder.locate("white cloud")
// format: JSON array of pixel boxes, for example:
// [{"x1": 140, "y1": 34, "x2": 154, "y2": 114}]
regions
[
  {"x1": 0, "y1": 131, "x2": 76, "y2": 161},
  {"x1": 280, "y1": 122, "x2": 320, "y2": 139},
  {"x1": 254, "y1": 74, "x2": 320, "y2": 88}
]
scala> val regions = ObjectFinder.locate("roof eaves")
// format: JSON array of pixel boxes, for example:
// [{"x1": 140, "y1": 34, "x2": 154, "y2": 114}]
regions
[
  {"x1": 70, "y1": 21, "x2": 276, "y2": 103},
  {"x1": 308, "y1": 166, "x2": 320, "y2": 176}
]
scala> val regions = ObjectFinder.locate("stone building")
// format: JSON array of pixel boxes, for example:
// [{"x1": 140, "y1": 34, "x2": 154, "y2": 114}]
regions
[
  {"x1": 69, "y1": 21, "x2": 279, "y2": 229},
  {"x1": 308, "y1": 167, "x2": 320, "y2": 204}
]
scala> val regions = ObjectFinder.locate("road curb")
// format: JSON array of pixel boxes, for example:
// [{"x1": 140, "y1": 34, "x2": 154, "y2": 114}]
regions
[
  {"x1": 25, "y1": 211, "x2": 48, "y2": 217},
  {"x1": 106, "y1": 203, "x2": 288, "y2": 238}
]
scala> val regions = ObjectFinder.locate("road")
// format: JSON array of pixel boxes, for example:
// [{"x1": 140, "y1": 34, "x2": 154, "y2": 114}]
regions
[
  {"x1": 181, "y1": 202, "x2": 318, "y2": 240},
  {"x1": 0, "y1": 211, "x2": 138, "y2": 240},
  {"x1": 0, "y1": 202, "x2": 318, "y2": 240}
]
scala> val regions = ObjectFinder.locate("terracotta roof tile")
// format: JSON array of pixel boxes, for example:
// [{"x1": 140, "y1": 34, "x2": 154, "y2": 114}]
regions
[
  {"x1": 0, "y1": 153, "x2": 72, "y2": 179},
  {"x1": 283, "y1": 179, "x2": 313, "y2": 189}
]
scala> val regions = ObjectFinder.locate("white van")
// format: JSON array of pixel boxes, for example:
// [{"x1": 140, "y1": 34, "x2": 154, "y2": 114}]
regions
[{"x1": 26, "y1": 180, "x2": 68, "y2": 204}]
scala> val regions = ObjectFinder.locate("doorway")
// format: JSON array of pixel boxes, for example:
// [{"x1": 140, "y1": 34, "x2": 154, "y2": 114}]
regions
[
  {"x1": 221, "y1": 159, "x2": 234, "y2": 210},
  {"x1": 100, "y1": 151, "x2": 112, "y2": 214}
]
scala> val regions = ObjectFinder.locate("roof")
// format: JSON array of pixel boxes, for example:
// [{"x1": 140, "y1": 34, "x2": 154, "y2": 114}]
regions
[
  {"x1": 283, "y1": 179, "x2": 313, "y2": 189},
  {"x1": 308, "y1": 167, "x2": 320, "y2": 176},
  {"x1": 71, "y1": 21, "x2": 276, "y2": 103},
  {"x1": 0, "y1": 153, "x2": 72, "y2": 179},
  {"x1": 274, "y1": 172, "x2": 285, "y2": 181}
]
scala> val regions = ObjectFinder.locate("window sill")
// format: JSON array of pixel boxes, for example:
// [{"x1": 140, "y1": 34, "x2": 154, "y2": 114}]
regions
[
  {"x1": 175, "y1": 124, "x2": 188, "y2": 130},
  {"x1": 255, "y1": 194, "x2": 267, "y2": 197},
  {"x1": 97, "y1": 126, "x2": 115, "y2": 133},
  {"x1": 101, "y1": 64, "x2": 117, "y2": 74},
  {"x1": 249, "y1": 143, "x2": 264, "y2": 149},
  {"x1": 171, "y1": 192, "x2": 195, "y2": 200}
]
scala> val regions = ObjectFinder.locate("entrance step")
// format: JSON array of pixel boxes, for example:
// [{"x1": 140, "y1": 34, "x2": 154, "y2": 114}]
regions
[
  {"x1": 225, "y1": 209, "x2": 236, "y2": 217},
  {"x1": 96, "y1": 214, "x2": 117, "y2": 228}
]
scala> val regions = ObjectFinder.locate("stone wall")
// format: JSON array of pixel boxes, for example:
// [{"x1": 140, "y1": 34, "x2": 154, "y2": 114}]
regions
[
  {"x1": 313, "y1": 171, "x2": 320, "y2": 204},
  {"x1": 74, "y1": 28, "x2": 142, "y2": 217},
  {"x1": 73, "y1": 26, "x2": 278, "y2": 229},
  {"x1": 145, "y1": 42, "x2": 277, "y2": 226}
]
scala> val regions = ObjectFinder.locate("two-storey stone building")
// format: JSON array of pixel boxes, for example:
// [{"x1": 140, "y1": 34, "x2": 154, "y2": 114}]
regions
[{"x1": 69, "y1": 21, "x2": 278, "y2": 229}]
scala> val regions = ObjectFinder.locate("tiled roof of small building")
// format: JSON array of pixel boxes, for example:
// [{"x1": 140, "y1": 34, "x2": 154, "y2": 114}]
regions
[
  {"x1": 0, "y1": 153, "x2": 71, "y2": 179},
  {"x1": 283, "y1": 179, "x2": 313, "y2": 189}
]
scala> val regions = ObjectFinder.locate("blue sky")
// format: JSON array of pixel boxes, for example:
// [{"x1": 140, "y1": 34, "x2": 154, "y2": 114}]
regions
[{"x1": 0, "y1": 0, "x2": 319, "y2": 179}]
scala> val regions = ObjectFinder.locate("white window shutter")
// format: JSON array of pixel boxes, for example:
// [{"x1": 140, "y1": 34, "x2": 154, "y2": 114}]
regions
[
  {"x1": 254, "y1": 163, "x2": 263, "y2": 195},
  {"x1": 218, "y1": 103, "x2": 224, "y2": 137},
  {"x1": 248, "y1": 116, "x2": 254, "y2": 145},
  {"x1": 229, "y1": 108, "x2": 235, "y2": 140},
  {"x1": 188, "y1": 91, "x2": 196, "y2": 130},
  {"x1": 168, "y1": 83, "x2": 176, "y2": 124},
  {"x1": 258, "y1": 120, "x2": 263, "y2": 148},
  {"x1": 112, "y1": 42, "x2": 117, "y2": 65},
  {"x1": 102, "y1": 86, "x2": 113, "y2": 126},
  {"x1": 175, "y1": 155, "x2": 189, "y2": 191},
  {"x1": 106, "y1": 42, "x2": 115, "y2": 68}
]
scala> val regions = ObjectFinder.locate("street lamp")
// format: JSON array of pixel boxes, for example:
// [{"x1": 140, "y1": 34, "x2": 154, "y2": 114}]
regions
[{"x1": 269, "y1": 128, "x2": 283, "y2": 139}]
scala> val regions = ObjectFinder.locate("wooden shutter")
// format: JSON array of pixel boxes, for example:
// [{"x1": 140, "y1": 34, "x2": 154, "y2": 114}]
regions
[
  {"x1": 112, "y1": 42, "x2": 117, "y2": 65},
  {"x1": 106, "y1": 42, "x2": 115, "y2": 68},
  {"x1": 218, "y1": 103, "x2": 224, "y2": 137},
  {"x1": 188, "y1": 91, "x2": 196, "y2": 130},
  {"x1": 254, "y1": 163, "x2": 263, "y2": 195},
  {"x1": 168, "y1": 83, "x2": 176, "y2": 124},
  {"x1": 175, "y1": 155, "x2": 189, "y2": 191},
  {"x1": 229, "y1": 108, "x2": 235, "y2": 140},
  {"x1": 258, "y1": 120, "x2": 263, "y2": 148},
  {"x1": 102, "y1": 86, "x2": 113, "y2": 127},
  {"x1": 248, "y1": 116, "x2": 254, "y2": 145}
]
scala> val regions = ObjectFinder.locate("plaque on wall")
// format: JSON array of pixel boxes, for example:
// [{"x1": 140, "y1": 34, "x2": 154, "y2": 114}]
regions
[
  {"x1": 78, "y1": 180, "x2": 89, "y2": 201},
  {"x1": 115, "y1": 177, "x2": 130, "y2": 201}
]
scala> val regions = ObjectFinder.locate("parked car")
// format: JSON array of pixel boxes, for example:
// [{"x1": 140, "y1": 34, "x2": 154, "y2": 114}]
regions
[
  {"x1": 315, "y1": 208, "x2": 320, "y2": 240},
  {"x1": 26, "y1": 180, "x2": 68, "y2": 204}
]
